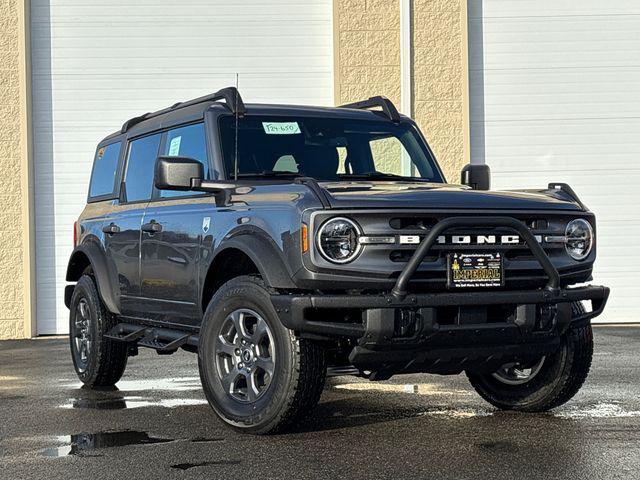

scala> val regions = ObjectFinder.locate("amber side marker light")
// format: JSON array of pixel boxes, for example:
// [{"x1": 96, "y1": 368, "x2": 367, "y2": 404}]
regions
[{"x1": 301, "y1": 223, "x2": 309, "y2": 253}]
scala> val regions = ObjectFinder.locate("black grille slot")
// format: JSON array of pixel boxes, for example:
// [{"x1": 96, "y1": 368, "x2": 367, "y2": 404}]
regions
[
  {"x1": 389, "y1": 217, "x2": 437, "y2": 230},
  {"x1": 390, "y1": 250, "x2": 439, "y2": 263}
]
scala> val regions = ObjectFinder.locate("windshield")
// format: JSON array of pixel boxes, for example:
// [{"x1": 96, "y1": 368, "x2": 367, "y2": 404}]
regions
[{"x1": 219, "y1": 115, "x2": 444, "y2": 182}]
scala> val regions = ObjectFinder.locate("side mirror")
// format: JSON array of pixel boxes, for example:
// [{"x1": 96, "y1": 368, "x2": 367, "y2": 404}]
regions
[
  {"x1": 461, "y1": 164, "x2": 491, "y2": 190},
  {"x1": 155, "y1": 156, "x2": 203, "y2": 191}
]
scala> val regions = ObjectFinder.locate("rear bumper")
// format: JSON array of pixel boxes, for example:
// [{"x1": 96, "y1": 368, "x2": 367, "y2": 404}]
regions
[{"x1": 271, "y1": 284, "x2": 609, "y2": 374}]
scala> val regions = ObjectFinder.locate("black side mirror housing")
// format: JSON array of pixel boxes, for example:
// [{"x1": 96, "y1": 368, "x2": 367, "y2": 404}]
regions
[
  {"x1": 461, "y1": 164, "x2": 491, "y2": 190},
  {"x1": 154, "y1": 156, "x2": 236, "y2": 198},
  {"x1": 155, "y1": 156, "x2": 204, "y2": 191}
]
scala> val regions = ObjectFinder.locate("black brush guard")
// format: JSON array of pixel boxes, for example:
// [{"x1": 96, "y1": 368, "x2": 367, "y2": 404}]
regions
[{"x1": 272, "y1": 216, "x2": 609, "y2": 374}]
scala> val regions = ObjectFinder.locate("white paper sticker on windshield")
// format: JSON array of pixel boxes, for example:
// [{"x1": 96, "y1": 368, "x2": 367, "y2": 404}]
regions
[
  {"x1": 262, "y1": 122, "x2": 301, "y2": 135},
  {"x1": 168, "y1": 136, "x2": 181, "y2": 156}
]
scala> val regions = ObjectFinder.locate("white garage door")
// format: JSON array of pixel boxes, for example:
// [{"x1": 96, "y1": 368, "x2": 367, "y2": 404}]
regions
[
  {"x1": 469, "y1": 0, "x2": 640, "y2": 323},
  {"x1": 31, "y1": 0, "x2": 334, "y2": 334}
]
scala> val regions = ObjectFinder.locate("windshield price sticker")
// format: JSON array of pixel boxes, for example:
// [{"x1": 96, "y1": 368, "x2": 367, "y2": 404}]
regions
[
  {"x1": 447, "y1": 252, "x2": 503, "y2": 288},
  {"x1": 262, "y1": 122, "x2": 301, "y2": 135}
]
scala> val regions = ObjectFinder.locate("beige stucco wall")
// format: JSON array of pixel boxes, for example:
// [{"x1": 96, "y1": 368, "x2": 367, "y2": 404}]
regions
[
  {"x1": 334, "y1": 0, "x2": 401, "y2": 106},
  {"x1": 334, "y1": 0, "x2": 469, "y2": 182},
  {"x1": 413, "y1": 0, "x2": 469, "y2": 182},
  {"x1": 0, "y1": 0, "x2": 33, "y2": 340}
]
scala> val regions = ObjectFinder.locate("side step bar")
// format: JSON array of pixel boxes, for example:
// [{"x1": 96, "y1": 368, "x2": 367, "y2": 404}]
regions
[{"x1": 106, "y1": 323, "x2": 199, "y2": 355}]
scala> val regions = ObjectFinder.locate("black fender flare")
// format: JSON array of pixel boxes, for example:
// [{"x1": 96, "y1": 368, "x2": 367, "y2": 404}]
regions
[
  {"x1": 210, "y1": 232, "x2": 297, "y2": 290},
  {"x1": 65, "y1": 241, "x2": 121, "y2": 314}
]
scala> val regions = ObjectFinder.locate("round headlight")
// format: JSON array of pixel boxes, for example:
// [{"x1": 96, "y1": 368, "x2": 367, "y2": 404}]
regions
[
  {"x1": 317, "y1": 217, "x2": 362, "y2": 264},
  {"x1": 565, "y1": 219, "x2": 593, "y2": 261}
]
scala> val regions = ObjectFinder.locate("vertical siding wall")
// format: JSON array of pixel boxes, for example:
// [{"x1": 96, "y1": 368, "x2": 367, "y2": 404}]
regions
[
  {"x1": 0, "y1": 0, "x2": 31, "y2": 339},
  {"x1": 334, "y1": 0, "x2": 469, "y2": 182}
]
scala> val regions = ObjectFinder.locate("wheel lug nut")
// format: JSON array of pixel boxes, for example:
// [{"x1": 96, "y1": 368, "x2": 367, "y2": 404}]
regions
[
  {"x1": 238, "y1": 362, "x2": 244, "y2": 368},
  {"x1": 235, "y1": 349, "x2": 240, "y2": 355}
]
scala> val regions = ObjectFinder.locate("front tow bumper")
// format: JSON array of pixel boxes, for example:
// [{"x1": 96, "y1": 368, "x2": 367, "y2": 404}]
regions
[
  {"x1": 271, "y1": 284, "x2": 609, "y2": 375},
  {"x1": 272, "y1": 215, "x2": 610, "y2": 376}
]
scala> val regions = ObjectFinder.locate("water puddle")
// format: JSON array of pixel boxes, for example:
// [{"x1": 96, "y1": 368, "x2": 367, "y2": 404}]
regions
[
  {"x1": 61, "y1": 377, "x2": 201, "y2": 392},
  {"x1": 554, "y1": 402, "x2": 640, "y2": 419},
  {"x1": 42, "y1": 431, "x2": 174, "y2": 457},
  {"x1": 58, "y1": 385, "x2": 207, "y2": 411},
  {"x1": 59, "y1": 396, "x2": 207, "y2": 410},
  {"x1": 417, "y1": 407, "x2": 492, "y2": 419},
  {"x1": 334, "y1": 382, "x2": 471, "y2": 396},
  {"x1": 171, "y1": 460, "x2": 241, "y2": 470}
]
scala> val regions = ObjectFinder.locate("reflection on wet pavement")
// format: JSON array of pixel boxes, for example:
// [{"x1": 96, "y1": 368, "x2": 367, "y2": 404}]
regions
[
  {"x1": 41, "y1": 431, "x2": 174, "y2": 458},
  {"x1": 334, "y1": 382, "x2": 471, "y2": 396},
  {"x1": 59, "y1": 396, "x2": 207, "y2": 410},
  {"x1": 60, "y1": 377, "x2": 202, "y2": 392},
  {"x1": 57, "y1": 382, "x2": 207, "y2": 410}
]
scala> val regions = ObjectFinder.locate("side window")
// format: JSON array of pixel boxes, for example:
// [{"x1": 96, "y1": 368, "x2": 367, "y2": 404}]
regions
[
  {"x1": 369, "y1": 136, "x2": 407, "y2": 176},
  {"x1": 160, "y1": 123, "x2": 208, "y2": 198},
  {"x1": 123, "y1": 133, "x2": 161, "y2": 203},
  {"x1": 89, "y1": 142, "x2": 121, "y2": 198}
]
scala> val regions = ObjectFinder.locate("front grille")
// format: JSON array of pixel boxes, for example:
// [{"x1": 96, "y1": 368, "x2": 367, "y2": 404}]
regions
[{"x1": 308, "y1": 209, "x2": 594, "y2": 289}]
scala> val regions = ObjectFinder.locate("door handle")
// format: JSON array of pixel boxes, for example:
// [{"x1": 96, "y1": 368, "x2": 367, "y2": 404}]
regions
[
  {"x1": 141, "y1": 220, "x2": 162, "y2": 234},
  {"x1": 102, "y1": 223, "x2": 121, "y2": 235}
]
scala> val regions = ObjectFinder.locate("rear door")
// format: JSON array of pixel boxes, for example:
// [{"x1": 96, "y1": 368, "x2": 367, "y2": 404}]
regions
[
  {"x1": 103, "y1": 132, "x2": 161, "y2": 318},
  {"x1": 140, "y1": 123, "x2": 213, "y2": 327}
]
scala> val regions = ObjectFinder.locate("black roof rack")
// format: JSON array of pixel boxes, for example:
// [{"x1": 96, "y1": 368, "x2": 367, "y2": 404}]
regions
[
  {"x1": 121, "y1": 86, "x2": 246, "y2": 133},
  {"x1": 339, "y1": 96, "x2": 401, "y2": 122}
]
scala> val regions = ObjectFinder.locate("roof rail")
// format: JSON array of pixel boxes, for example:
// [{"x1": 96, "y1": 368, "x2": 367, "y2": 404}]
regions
[
  {"x1": 339, "y1": 96, "x2": 401, "y2": 122},
  {"x1": 121, "y1": 86, "x2": 246, "y2": 133}
]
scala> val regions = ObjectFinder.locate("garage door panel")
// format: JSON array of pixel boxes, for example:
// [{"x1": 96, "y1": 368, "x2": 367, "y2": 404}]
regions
[
  {"x1": 470, "y1": 0, "x2": 640, "y2": 322},
  {"x1": 31, "y1": 0, "x2": 333, "y2": 334},
  {"x1": 469, "y1": 0, "x2": 640, "y2": 17}
]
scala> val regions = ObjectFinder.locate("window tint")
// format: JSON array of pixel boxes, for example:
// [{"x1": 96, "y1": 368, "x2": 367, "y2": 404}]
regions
[
  {"x1": 160, "y1": 123, "x2": 208, "y2": 198},
  {"x1": 89, "y1": 142, "x2": 121, "y2": 198},
  {"x1": 124, "y1": 133, "x2": 161, "y2": 202}
]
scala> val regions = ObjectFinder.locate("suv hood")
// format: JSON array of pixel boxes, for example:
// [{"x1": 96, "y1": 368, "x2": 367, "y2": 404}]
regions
[{"x1": 319, "y1": 182, "x2": 582, "y2": 211}]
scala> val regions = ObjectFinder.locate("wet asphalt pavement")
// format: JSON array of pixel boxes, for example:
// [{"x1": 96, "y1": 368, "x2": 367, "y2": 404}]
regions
[{"x1": 1, "y1": 326, "x2": 639, "y2": 479}]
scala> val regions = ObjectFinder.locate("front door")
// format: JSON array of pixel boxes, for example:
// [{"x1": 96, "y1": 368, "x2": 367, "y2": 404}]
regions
[{"x1": 140, "y1": 123, "x2": 212, "y2": 327}]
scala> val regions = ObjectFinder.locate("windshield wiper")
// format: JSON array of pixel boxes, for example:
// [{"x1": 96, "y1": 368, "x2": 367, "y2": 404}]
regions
[
  {"x1": 236, "y1": 171, "x2": 303, "y2": 178},
  {"x1": 338, "y1": 172, "x2": 431, "y2": 182}
]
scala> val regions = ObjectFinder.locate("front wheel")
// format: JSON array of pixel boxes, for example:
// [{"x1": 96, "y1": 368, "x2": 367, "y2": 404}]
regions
[
  {"x1": 467, "y1": 302, "x2": 593, "y2": 412},
  {"x1": 198, "y1": 275, "x2": 326, "y2": 434}
]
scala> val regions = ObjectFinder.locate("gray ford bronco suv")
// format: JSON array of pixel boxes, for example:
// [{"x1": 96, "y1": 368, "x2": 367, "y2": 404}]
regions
[{"x1": 66, "y1": 87, "x2": 609, "y2": 434}]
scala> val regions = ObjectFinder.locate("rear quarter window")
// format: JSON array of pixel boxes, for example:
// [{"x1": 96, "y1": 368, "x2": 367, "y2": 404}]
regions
[{"x1": 89, "y1": 142, "x2": 121, "y2": 199}]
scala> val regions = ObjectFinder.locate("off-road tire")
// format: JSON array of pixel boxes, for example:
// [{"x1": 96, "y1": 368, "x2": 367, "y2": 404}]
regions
[
  {"x1": 466, "y1": 302, "x2": 592, "y2": 412},
  {"x1": 69, "y1": 275, "x2": 128, "y2": 387},
  {"x1": 198, "y1": 275, "x2": 326, "y2": 434}
]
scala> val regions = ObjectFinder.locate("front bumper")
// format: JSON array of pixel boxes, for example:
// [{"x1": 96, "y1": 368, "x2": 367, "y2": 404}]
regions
[
  {"x1": 273, "y1": 215, "x2": 610, "y2": 376},
  {"x1": 271, "y1": 284, "x2": 609, "y2": 374}
]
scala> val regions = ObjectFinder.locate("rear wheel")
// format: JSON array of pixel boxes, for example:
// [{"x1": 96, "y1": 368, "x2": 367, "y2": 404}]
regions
[
  {"x1": 198, "y1": 275, "x2": 326, "y2": 434},
  {"x1": 69, "y1": 275, "x2": 128, "y2": 387},
  {"x1": 467, "y1": 302, "x2": 592, "y2": 412}
]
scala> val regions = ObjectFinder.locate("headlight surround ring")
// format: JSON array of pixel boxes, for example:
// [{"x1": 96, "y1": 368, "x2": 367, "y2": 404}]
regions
[
  {"x1": 316, "y1": 217, "x2": 362, "y2": 264},
  {"x1": 565, "y1": 218, "x2": 594, "y2": 261}
]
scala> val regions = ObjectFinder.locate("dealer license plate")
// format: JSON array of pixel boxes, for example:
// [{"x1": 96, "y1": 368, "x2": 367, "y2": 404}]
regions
[{"x1": 447, "y1": 252, "x2": 503, "y2": 288}]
